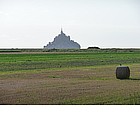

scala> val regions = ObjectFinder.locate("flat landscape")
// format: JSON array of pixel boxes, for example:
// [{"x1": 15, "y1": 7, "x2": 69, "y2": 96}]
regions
[{"x1": 0, "y1": 49, "x2": 140, "y2": 104}]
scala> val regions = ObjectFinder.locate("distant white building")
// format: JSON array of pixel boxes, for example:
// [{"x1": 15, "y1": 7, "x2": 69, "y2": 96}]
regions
[{"x1": 44, "y1": 29, "x2": 81, "y2": 49}]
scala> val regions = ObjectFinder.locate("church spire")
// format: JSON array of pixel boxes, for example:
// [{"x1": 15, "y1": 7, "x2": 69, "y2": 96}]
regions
[{"x1": 61, "y1": 28, "x2": 63, "y2": 34}]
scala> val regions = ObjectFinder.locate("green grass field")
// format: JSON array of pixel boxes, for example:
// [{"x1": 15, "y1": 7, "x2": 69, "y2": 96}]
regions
[{"x1": 0, "y1": 50, "x2": 140, "y2": 104}]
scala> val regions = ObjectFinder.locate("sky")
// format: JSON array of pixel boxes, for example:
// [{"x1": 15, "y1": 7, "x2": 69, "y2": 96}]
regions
[{"x1": 0, "y1": 0, "x2": 140, "y2": 49}]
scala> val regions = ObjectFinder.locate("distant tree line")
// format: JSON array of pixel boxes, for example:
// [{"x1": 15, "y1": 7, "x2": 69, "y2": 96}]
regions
[{"x1": 87, "y1": 47, "x2": 100, "y2": 50}]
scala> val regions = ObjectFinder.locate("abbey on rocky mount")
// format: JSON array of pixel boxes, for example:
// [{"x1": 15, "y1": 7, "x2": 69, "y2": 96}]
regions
[{"x1": 44, "y1": 29, "x2": 81, "y2": 49}]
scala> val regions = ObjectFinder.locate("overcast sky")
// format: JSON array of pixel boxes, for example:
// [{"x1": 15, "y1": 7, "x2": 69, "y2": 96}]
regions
[{"x1": 0, "y1": 0, "x2": 140, "y2": 49}]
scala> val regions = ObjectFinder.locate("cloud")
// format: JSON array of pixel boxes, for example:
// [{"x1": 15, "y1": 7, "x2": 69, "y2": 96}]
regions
[
  {"x1": 0, "y1": 11, "x2": 9, "y2": 16},
  {"x1": 0, "y1": 34, "x2": 9, "y2": 38},
  {"x1": 0, "y1": 11, "x2": 4, "y2": 14}
]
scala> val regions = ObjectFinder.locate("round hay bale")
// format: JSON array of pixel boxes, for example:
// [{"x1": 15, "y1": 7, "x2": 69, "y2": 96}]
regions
[{"x1": 116, "y1": 66, "x2": 130, "y2": 79}]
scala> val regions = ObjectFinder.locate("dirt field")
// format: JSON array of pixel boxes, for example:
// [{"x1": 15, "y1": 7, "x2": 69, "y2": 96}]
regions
[{"x1": 0, "y1": 64, "x2": 140, "y2": 104}]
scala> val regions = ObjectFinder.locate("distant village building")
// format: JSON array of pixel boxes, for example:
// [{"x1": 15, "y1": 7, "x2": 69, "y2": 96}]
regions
[{"x1": 44, "y1": 29, "x2": 81, "y2": 49}]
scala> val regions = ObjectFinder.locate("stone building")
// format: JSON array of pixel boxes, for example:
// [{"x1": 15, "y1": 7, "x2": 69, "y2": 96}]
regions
[{"x1": 44, "y1": 29, "x2": 81, "y2": 49}]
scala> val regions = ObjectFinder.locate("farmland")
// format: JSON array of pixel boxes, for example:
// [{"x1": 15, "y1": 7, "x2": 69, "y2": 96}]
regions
[{"x1": 0, "y1": 49, "x2": 140, "y2": 104}]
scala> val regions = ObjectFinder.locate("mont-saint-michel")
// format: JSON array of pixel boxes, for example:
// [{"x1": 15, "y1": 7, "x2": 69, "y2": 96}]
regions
[{"x1": 44, "y1": 29, "x2": 81, "y2": 49}]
